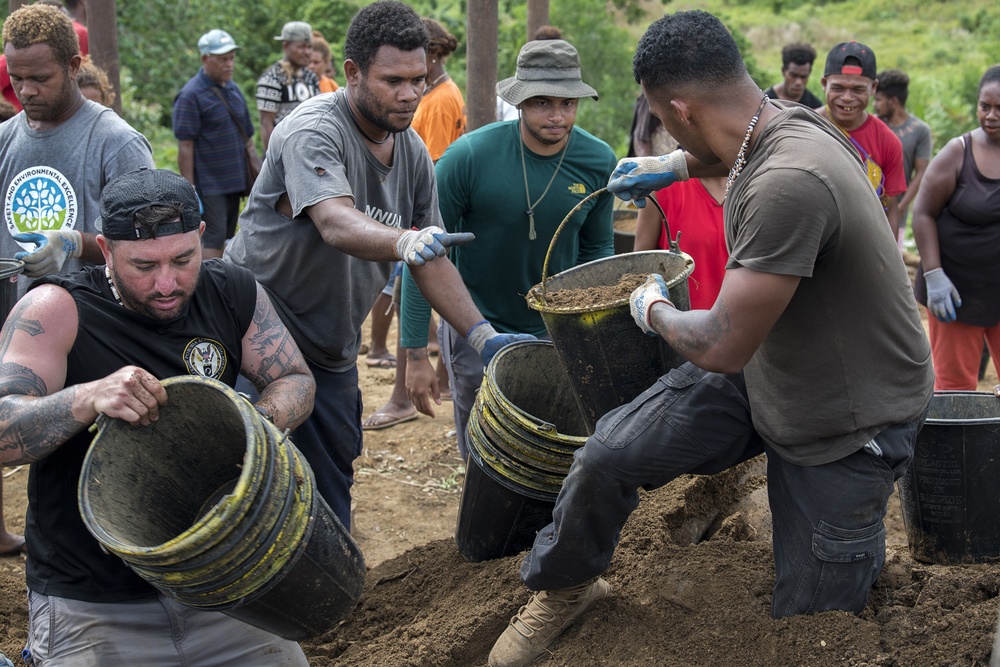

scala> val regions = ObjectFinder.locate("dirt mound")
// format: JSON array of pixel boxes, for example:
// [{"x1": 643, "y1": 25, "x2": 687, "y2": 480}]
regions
[{"x1": 297, "y1": 460, "x2": 1000, "y2": 666}]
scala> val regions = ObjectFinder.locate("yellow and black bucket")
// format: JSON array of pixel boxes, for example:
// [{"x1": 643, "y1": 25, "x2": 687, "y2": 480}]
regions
[
  {"x1": 78, "y1": 375, "x2": 365, "y2": 640},
  {"x1": 456, "y1": 340, "x2": 589, "y2": 562}
]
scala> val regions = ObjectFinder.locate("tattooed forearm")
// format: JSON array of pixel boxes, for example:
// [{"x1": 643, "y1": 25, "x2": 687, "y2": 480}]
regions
[
  {"x1": 0, "y1": 386, "x2": 88, "y2": 464},
  {"x1": 256, "y1": 376, "x2": 315, "y2": 431}
]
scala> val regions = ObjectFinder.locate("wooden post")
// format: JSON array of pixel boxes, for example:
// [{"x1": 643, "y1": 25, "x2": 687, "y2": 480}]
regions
[
  {"x1": 87, "y1": 0, "x2": 123, "y2": 115},
  {"x1": 526, "y1": 0, "x2": 550, "y2": 42},
  {"x1": 466, "y1": 0, "x2": 498, "y2": 131}
]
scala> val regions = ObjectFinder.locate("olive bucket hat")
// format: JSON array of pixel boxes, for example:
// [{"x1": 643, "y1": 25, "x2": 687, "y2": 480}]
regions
[{"x1": 496, "y1": 39, "x2": 598, "y2": 106}]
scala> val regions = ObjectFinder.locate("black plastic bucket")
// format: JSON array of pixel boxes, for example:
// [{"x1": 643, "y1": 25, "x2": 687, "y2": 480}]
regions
[
  {"x1": 526, "y1": 250, "x2": 693, "y2": 432},
  {"x1": 456, "y1": 341, "x2": 589, "y2": 562},
  {"x1": 897, "y1": 391, "x2": 1000, "y2": 564},
  {"x1": 0, "y1": 259, "x2": 24, "y2": 321},
  {"x1": 78, "y1": 376, "x2": 366, "y2": 640}
]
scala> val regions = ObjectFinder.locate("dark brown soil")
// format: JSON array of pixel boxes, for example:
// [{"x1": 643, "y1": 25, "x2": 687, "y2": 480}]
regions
[{"x1": 533, "y1": 272, "x2": 649, "y2": 309}]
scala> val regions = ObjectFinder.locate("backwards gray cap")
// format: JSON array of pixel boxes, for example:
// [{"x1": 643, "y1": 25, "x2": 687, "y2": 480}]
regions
[{"x1": 496, "y1": 39, "x2": 598, "y2": 106}]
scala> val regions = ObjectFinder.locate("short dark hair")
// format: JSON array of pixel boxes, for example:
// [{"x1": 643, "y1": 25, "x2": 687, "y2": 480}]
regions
[
  {"x1": 2, "y1": 3, "x2": 79, "y2": 66},
  {"x1": 344, "y1": 0, "x2": 428, "y2": 73},
  {"x1": 781, "y1": 42, "x2": 816, "y2": 71},
  {"x1": 877, "y1": 69, "x2": 909, "y2": 105},
  {"x1": 979, "y1": 64, "x2": 1000, "y2": 96},
  {"x1": 532, "y1": 25, "x2": 562, "y2": 41},
  {"x1": 633, "y1": 10, "x2": 746, "y2": 93}
]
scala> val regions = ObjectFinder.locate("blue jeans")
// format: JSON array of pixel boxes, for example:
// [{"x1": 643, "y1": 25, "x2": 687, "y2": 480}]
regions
[
  {"x1": 520, "y1": 362, "x2": 923, "y2": 618},
  {"x1": 237, "y1": 362, "x2": 362, "y2": 530}
]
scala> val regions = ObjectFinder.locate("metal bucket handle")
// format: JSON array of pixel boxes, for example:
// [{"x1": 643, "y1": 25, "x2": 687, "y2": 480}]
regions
[{"x1": 539, "y1": 189, "x2": 678, "y2": 296}]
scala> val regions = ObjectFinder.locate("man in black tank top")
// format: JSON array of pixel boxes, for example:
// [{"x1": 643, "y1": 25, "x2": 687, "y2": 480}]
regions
[{"x1": 0, "y1": 169, "x2": 315, "y2": 665}]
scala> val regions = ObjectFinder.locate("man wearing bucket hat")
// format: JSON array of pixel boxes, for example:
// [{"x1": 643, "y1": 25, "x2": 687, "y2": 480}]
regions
[
  {"x1": 255, "y1": 20, "x2": 319, "y2": 152},
  {"x1": 174, "y1": 29, "x2": 258, "y2": 259},
  {"x1": 0, "y1": 168, "x2": 315, "y2": 664},
  {"x1": 396, "y1": 38, "x2": 615, "y2": 459},
  {"x1": 490, "y1": 11, "x2": 933, "y2": 667},
  {"x1": 225, "y1": 0, "x2": 526, "y2": 532}
]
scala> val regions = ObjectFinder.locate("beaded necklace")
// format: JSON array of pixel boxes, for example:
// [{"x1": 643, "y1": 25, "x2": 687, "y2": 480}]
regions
[{"x1": 724, "y1": 94, "x2": 769, "y2": 201}]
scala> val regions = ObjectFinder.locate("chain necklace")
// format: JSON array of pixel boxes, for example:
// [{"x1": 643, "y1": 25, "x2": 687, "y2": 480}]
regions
[
  {"x1": 345, "y1": 92, "x2": 392, "y2": 145},
  {"x1": 724, "y1": 94, "x2": 769, "y2": 202},
  {"x1": 520, "y1": 127, "x2": 571, "y2": 240},
  {"x1": 425, "y1": 72, "x2": 449, "y2": 94}
]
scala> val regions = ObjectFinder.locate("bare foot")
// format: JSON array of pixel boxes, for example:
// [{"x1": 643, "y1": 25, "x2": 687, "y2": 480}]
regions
[{"x1": 362, "y1": 401, "x2": 417, "y2": 431}]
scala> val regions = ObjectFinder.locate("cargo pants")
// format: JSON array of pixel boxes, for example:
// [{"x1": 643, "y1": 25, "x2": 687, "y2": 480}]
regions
[{"x1": 520, "y1": 362, "x2": 924, "y2": 618}]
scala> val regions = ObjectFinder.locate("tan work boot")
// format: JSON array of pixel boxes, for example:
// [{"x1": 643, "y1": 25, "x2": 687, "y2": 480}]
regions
[{"x1": 489, "y1": 577, "x2": 612, "y2": 667}]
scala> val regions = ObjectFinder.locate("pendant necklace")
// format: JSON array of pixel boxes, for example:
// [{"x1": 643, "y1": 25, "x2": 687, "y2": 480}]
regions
[
  {"x1": 345, "y1": 94, "x2": 392, "y2": 145},
  {"x1": 724, "y1": 93, "x2": 769, "y2": 202},
  {"x1": 520, "y1": 127, "x2": 571, "y2": 240}
]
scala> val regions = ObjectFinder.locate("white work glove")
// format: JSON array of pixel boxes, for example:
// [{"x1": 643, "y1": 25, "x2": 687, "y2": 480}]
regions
[
  {"x1": 395, "y1": 226, "x2": 475, "y2": 266},
  {"x1": 607, "y1": 150, "x2": 690, "y2": 208},
  {"x1": 13, "y1": 229, "x2": 84, "y2": 278},
  {"x1": 630, "y1": 274, "x2": 673, "y2": 335},
  {"x1": 923, "y1": 268, "x2": 961, "y2": 323},
  {"x1": 465, "y1": 320, "x2": 536, "y2": 367}
]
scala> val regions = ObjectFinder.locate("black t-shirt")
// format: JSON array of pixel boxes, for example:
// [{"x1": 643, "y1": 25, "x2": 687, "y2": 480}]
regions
[
  {"x1": 25, "y1": 259, "x2": 256, "y2": 602},
  {"x1": 764, "y1": 85, "x2": 823, "y2": 110}
]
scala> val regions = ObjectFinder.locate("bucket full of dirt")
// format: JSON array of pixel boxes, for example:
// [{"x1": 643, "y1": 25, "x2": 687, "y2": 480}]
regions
[
  {"x1": 78, "y1": 375, "x2": 366, "y2": 640},
  {"x1": 456, "y1": 340, "x2": 589, "y2": 562},
  {"x1": 897, "y1": 391, "x2": 1000, "y2": 564},
  {"x1": 526, "y1": 250, "x2": 693, "y2": 431}
]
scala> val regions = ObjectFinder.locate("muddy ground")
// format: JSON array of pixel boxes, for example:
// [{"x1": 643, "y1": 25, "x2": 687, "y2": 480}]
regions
[{"x1": 1, "y1": 305, "x2": 999, "y2": 666}]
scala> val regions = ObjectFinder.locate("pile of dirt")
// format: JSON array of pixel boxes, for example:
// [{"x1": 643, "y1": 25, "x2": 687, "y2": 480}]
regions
[
  {"x1": 296, "y1": 459, "x2": 1000, "y2": 666},
  {"x1": 531, "y1": 272, "x2": 650, "y2": 309}
]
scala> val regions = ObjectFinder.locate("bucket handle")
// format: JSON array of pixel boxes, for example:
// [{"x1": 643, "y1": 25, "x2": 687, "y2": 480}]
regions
[{"x1": 539, "y1": 189, "x2": 677, "y2": 296}]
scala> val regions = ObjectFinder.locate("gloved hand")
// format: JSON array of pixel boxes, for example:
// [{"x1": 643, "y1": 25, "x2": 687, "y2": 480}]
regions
[
  {"x1": 465, "y1": 320, "x2": 536, "y2": 367},
  {"x1": 923, "y1": 268, "x2": 961, "y2": 323},
  {"x1": 606, "y1": 150, "x2": 690, "y2": 208},
  {"x1": 13, "y1": 229, "x2": 84, "y2": 278},
  {"x1": 630, "y1": 274, "x2": 673, "y2": 335},
  {"x1": 395, "y1": 226, "x2": 475, "y2": 266}
]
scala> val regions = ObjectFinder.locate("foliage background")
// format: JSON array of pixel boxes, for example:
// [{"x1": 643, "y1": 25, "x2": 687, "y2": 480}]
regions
[{"x1": 3, "y1": 0, "x2": 999, "y2": 162}]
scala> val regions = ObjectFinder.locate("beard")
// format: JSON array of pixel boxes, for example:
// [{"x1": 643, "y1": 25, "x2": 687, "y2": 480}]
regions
[
  {"x1": 22, "y1": 73, "x2": 75, "y2": 123},
  {"x1": 110, "y1": 266, "x2": 198, "y2": 321},
  {"x1": 353, "y1": 79, "x2": 415, "y2": 135}
]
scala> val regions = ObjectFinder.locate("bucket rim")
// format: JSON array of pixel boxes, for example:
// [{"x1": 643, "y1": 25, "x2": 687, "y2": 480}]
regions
[
  {"x1": 0, "y1": 258, "x2": 24, "y2": 280},
  {"x1": 925, "y1": 390, "x2": 1000, "y2": 425},
  {"x1": 526, "y1": 250, "x2": 694, "y2": 315},
  {"x1": 78, "y1": 375, "x2": 270, "y2": 559}
]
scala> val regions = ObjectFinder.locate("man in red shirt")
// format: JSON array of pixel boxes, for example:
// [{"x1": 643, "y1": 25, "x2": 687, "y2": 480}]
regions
[{"x1": 818, "y1": 41, "x2": 906, "y2": 239}]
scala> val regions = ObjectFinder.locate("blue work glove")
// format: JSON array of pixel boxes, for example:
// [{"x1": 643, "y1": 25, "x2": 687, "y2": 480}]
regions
[
  {"x1": 395, "y1": 226, "x2": 475, "y2": 266},
  {"x1": 606, "y1": 150, "x2": 690, "y2": 208},
  {"x1": 465, "y1": 320, "x2": 536, "y2": 367},
  {"x1": 13, "y1": 229, "x2": 84, "y2": 278},
  {"x1": 923, "y1": 268, "x2": 961, "y2": 323},
  {"x1": 629, "y1": 274, "x2": 673, "y2": 336}
]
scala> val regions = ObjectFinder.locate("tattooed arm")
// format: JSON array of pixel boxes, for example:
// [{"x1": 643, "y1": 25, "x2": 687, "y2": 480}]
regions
[
  {"x1": 240, "y1": 282, "x2": 315, "y2": 431},
  {"x1": 646, "y1": 267, "x2": 800, "y2": 374},
  {"x1": 0, "y1": 286, "x2": 169, "y2": 465}
]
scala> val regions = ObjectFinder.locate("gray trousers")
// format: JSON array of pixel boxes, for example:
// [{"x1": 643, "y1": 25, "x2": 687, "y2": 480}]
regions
[
  {"x1": 520, "y1": 362, "x2": 924, "y2": 618},
  {"x1": 439, "y1": 321, "x2": 483, "y2": 460},
  {"x1": 25, "y1": 591, "x2": 308, "y2": 666}
]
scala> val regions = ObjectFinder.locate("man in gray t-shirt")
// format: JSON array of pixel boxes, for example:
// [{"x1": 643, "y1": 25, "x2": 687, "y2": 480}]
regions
[
  {"x1": 225, "y1": 0, "x2": 529, "y2": 531},
  {"x1": 874, "y1": 69, "x2": 933, "y2": 245},
  {"x1": 1, "y1": 5, "x2": 153, "y2": 299}
]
